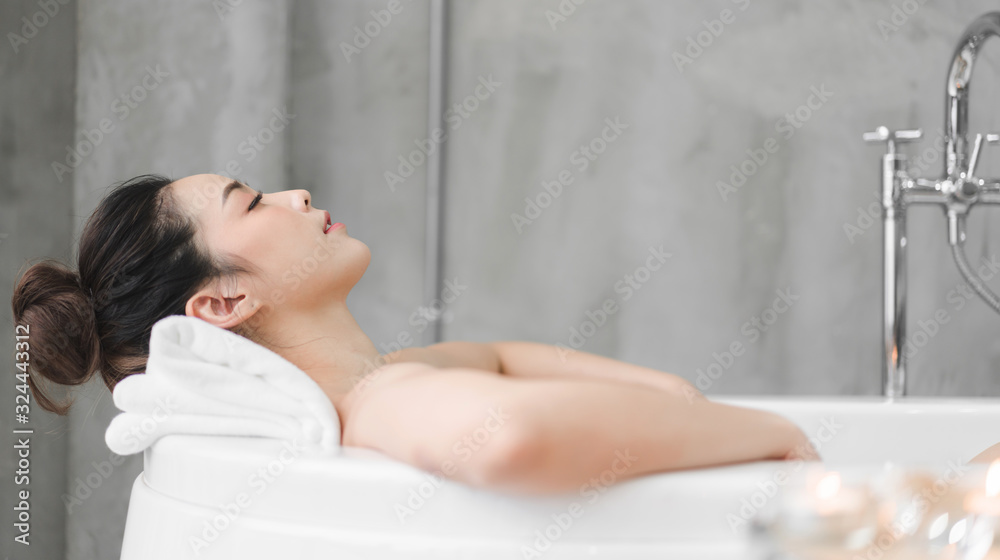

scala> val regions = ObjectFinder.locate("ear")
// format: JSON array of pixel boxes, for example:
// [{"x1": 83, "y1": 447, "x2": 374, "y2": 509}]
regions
[{"x1": 185, "y1": 284, "x2": 260, "y2": 330}]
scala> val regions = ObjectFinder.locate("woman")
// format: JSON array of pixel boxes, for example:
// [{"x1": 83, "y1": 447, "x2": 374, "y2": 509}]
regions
[{"x1": 12, "y1": 173, "x2": 818, "y2": 496}]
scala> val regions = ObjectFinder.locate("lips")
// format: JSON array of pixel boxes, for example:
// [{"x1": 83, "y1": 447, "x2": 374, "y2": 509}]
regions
[{"x1": 323, "y1": 211, "x2": 332, "y2": 233}]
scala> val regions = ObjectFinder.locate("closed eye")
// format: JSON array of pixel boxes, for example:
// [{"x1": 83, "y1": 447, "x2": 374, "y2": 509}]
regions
[{"x1": 248, "y1": 190, "x2": 263, "y2": 211}]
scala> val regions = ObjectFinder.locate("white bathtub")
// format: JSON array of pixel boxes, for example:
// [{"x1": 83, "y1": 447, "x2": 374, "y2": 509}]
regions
[{"x1": 117, "y1": 396, "x2": 1000, "y2": 560}]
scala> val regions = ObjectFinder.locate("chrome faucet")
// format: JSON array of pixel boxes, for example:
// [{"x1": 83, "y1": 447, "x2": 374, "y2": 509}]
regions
[{"x1": 864, "y1": 11, "x2": 1000, "y2": 399}]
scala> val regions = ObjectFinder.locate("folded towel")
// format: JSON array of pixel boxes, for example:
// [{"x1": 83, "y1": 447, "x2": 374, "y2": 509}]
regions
[{"x1": 104, "y1": 314, "x2": 341, "y2": 456}]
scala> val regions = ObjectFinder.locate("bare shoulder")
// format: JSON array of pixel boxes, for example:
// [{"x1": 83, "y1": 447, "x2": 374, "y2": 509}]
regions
[
  {"x1": 340, "y1": 361, "x2": 437, "y2": 412},
  {"x1": 339, "y1": 362, "x2": 512, "y2": 447},
  {"x1": 972, "y1": 441, "x2": 1000, "y2": 463}
]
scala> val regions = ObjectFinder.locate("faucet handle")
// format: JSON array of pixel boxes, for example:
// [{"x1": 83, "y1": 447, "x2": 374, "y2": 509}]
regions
[
  {"x1": 863, "y1": 126, "x2": 923, "y2": 154},
  {"x1": 967, "y1": 133, "x2": 1000, "y2": 178}
]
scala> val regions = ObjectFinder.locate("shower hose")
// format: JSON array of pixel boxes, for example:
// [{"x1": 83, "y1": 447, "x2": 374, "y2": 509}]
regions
[{"x1": 950, "y1": 242, "x2": 1000, "y2": 314}]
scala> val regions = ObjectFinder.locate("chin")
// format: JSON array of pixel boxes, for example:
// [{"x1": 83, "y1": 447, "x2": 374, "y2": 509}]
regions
[
  {"x1": 328, "y1": 238, "x2": 371, "y2": 296},
  {"x1": 354, "y1": 241, "x2": 372, "y2": 281}
]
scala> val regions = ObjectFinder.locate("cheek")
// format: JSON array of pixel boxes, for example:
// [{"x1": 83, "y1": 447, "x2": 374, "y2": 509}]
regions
[
  {"x1": 277, "y1": 235, "x2": 332, "y2": 280},
  {"x1": 223, "y1": 229, "x2": 287, "y2": 277}
]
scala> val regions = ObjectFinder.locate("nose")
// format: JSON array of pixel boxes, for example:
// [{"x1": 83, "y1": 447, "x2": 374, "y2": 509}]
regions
[{"x1": 291, "y1": 189, "x2": 311, "y2": 212}]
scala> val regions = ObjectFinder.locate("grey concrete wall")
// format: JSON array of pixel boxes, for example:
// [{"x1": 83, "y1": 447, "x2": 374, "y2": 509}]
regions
[
  {"x1": 440, "y1": 0, "x2": 1000, "y2": 397},
  {"x1": 5, "y1": 1, "x2": 1000, "y2": 560},
  {"x1": 68, "y1": 1, "x2": 291, "y2": 559},
  {"x1": 289, "y1": 0, "x2": 432, "y2": 353},
  {"x1": 1, "y1": 1, "x2": 77, "y2": 559}
]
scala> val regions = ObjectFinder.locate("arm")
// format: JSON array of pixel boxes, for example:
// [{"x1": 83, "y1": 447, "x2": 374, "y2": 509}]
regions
[
  {"x1": 343, "y1": 363, "x2": 816, "y2": 496},
  {"x1": 972, "y1": 442, "x2": 1000, "y2": 463},
  {"x1": 342, "y1": 362, "x2": 522, "y2": 489},
  {"x1": 492, "y1": 374, "x2": 816, "y2": 495},
  {"x1": 384, "y1": 340, "x2": 703, "y2": 401},
  {"x1": 382, "y1": 341, "x2": 502, "y2": 373},
  {"x1": 491, "y1": 341, "x2": 703, "y2": 401}
]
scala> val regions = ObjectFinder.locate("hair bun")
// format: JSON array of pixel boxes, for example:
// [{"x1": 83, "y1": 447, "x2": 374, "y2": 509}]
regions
[{"x1": 11, "y1": 259, "x2": 102, "y2": 415}]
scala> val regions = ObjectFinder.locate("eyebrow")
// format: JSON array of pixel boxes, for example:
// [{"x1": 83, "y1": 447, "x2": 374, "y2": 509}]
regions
[{"x1": 221, "y1": 180, "x2": 250, "y2": 210}]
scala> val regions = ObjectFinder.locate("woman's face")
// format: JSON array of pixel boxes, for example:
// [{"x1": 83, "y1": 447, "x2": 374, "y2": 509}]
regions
[{"x1": 170, "y1": 173, "x2": 370, "y2": 320}]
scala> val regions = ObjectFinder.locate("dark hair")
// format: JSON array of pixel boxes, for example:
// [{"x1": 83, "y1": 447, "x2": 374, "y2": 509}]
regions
[{"x1": 11, "y1": 174, "x2": 253, "y2": 415}]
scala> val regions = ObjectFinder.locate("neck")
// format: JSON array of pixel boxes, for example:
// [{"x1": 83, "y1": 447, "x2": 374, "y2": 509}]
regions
[{"x1": 256, "y1": 300, "x2": 383, "y2": 416}]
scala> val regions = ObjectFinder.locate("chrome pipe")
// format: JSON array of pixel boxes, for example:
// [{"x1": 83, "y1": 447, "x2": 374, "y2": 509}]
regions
[
  {"x1": 944, "y1": 12, "x2": 1000, "y2": 177},
  {"x1": 867, "y1": 12, "x2": 1000, "y2": 398},
  {"x1": 883, "y1": 153, "x2": 907, "y2": 399},
  {"x1": 979, "y1": 182, "x2": 1000, "y2": 204},
  {"x1": 424, "y1": 0, "x2": 449, "y2": 345}
]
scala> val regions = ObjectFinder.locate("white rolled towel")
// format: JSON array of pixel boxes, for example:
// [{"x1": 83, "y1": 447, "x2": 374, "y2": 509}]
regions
[{"x1": 104, "y1": 314, "x2": 341, "y2": 456}]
